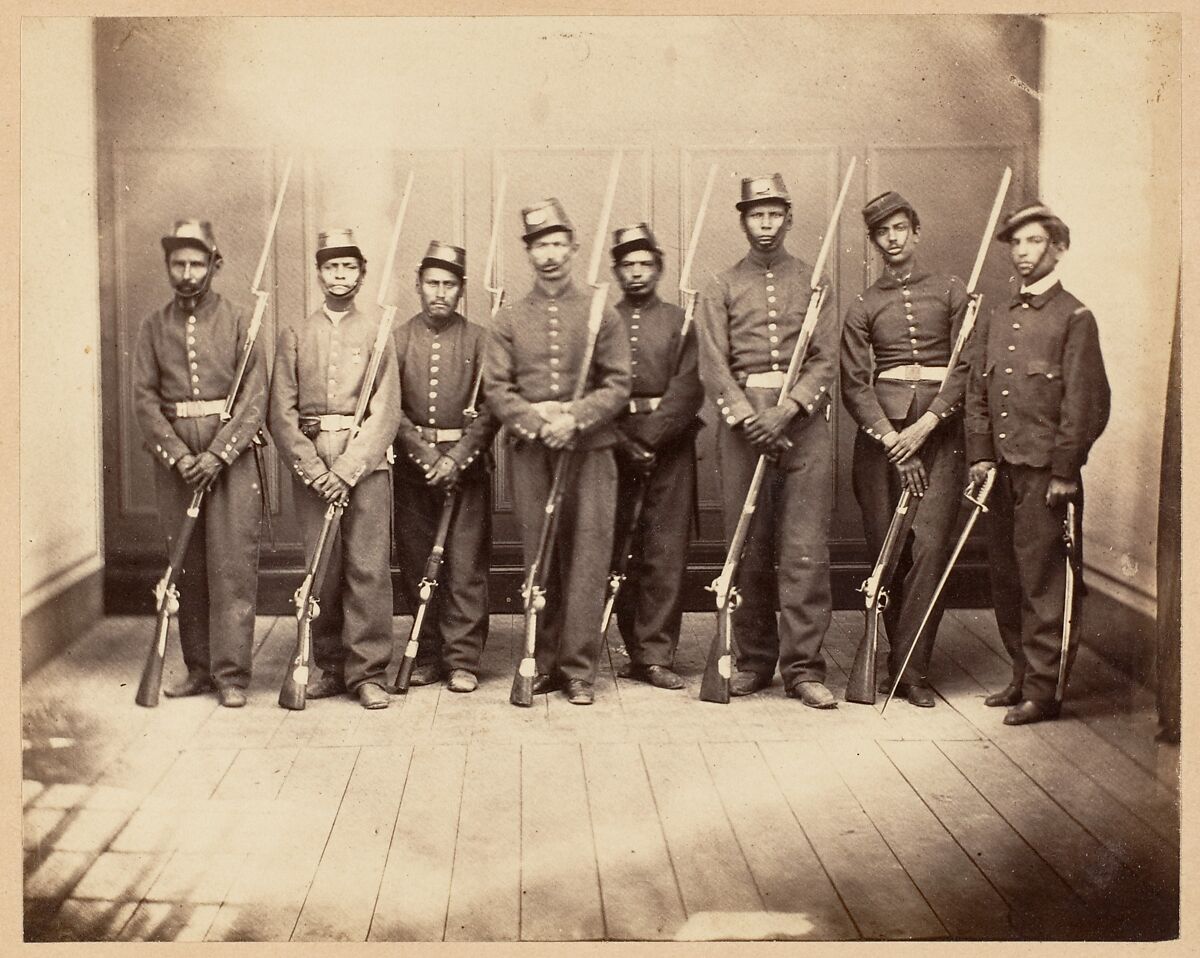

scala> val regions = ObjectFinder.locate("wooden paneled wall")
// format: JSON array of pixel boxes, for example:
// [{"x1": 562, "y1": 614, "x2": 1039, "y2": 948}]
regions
[{"x1": 96, "y1": 16, "x2": 1040, "y2": 612}]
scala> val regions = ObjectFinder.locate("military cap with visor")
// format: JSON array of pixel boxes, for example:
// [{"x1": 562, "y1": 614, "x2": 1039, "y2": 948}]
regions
[
  {"x1": 611, "y1": 223, "x2": 663, "y2": 262},
  {"x1": 161, "y1": 219, "x2": 222, "y2": 263},
  {"x1": 862, "y1": 191, "x2": 921, "y2": 231},
  {"x1": 736, "y1": 173, "x2": 791, "y2": 211},
  {"x1": 521, "y1": 198, "x2": 573, "y2": 243},
  {"x1": 315, "y1": 227, "x2": 367, "y2": 266},
  {"x1": 995, "y1": 202, "x2": 1071, "y2": 248},
  {"x1": 420, "y1": 240, "x2": 467, "y2": 279}
]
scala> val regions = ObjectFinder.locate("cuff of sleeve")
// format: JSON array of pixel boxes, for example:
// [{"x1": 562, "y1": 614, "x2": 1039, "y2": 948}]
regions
[
  {"x1": 511, "y1": 410, "x2": 544, "y2": 443},
  {"x1": 154, "y1": 438, "x2": 188, "y2": 468},
  {"x1": 965, "y1": 433, "x2": 995, "y2": 464},
  {"x1": 331, "y1": 458, "x2": 368, "y2": 487},
  {"x1": 716, "y1": 393, "x2": 754, "y2": 428},
  {"x1": 927, "y1": 396, "x2": 953, "y2": 420},
  {"x1": 789, "y1": 382, "x2": 830, "y2": 416},
  {"x1": 291, "y1": 456, "x2": 326, "y2": 487},
  {"x1": 209, "y1": 434, "x2": 246, "y2": 465},
  {"x1": 1051, "y1": 450, "x2": 1080, "y2": 480},
  {"x1": 866, "y1": 419, "x2": 893, "y2": 442}
]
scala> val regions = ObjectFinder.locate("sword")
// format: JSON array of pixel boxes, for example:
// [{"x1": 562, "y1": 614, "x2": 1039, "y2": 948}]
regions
[
  {"x1": 1056, "y1": 501, "x2": 1078, "y2": 703},
  {"x1": 882, "y1": 466, "x2": 996, "y2": 713}
]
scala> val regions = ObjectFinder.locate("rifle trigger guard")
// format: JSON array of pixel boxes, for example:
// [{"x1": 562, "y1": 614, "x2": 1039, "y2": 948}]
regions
[
  {"x1": 727, "y1": 586, "x2": 742, "y2": 613},
  {"x1": 154, "y1": 576, "x2": 180, "y2": 616},
  {"x1": 418, "y1": 578, "x2": 436, "y2": 602},
  {"x1": 877, "y1": 587, "x2": 890, "y2": 612}
]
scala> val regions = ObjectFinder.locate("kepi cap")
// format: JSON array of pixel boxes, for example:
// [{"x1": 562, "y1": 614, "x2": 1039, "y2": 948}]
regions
[
  {"x1": 316, "y1": 228, "x2": 366, "y2": 266},
  {"x1": 862, "y1": 191, "x2": 920, "y2": 230},
  {"x1": 420, "y1": 240, "x2": 467, "y2": 279},
  {"x1": 611, "y1": 223, "x2": 662, "y2": 262},
  {"x1": 521, "y1": 198, "x2": 573, "y2": 242},
  {"x1": 736, "y1": 173, "x2": 791, "y2": 211},
  {"x1": 995, "y1": 202, "x2": 1070, "y2": 248},
  {"x1": 161, "y1": 220, "x2": 219, "y2": 259}
]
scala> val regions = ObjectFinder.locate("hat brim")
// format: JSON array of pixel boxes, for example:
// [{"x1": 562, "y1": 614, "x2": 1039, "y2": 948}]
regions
[
  {"x1": 316, "y1": 245, "x2": 365, "y2": 265},
  {"x1": 612, "y1": 239, "x2": 662, "y2": 261},
  {"x1": 522, "y1": 224, "x2": 573, "y2": 243},
  {"x1": 864, "y1": 202, "x2": 916, "y2": 230},
  {"x1": 995, "y1": 214, "x2": 1068, "y2": 244},
  {"x1": 736, "y1": 197, "x2": 791, "y2": 212},
  {"x1": 419, "y1": 256, "x2": 466, "y2": 279},
  {"x1": 161, "y1": 237, "x2": 213, "y2": 256}
]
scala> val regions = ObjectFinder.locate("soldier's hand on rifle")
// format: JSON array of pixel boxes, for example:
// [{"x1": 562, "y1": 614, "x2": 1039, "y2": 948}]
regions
[
  {"x1": 176, "y1": 454, "x2": 199, "y2": 483},
  {"x1": 540, "y1": 412, "x2": 579, "y2": 449},
  {"x1": 425, "y1": 455, "x2": 460, "y2": 489},
  {"x1": 888, "y1": 411, "x2": 939, "y2": 464},
  {"x1": 1045, "y1": 476, "x2": 1078, "y2": 508},
  {"x1": 743, "y1": 399, "x2": 798, "y2": 451},
  {"x1": 314, "y1": 470, "x2": 351, "y2": 506},
  {"x1": 897, "y1": 455, "x2": 929, "y2": 497},
  {"x1": 968, "y1": 459, "x2": 995, "y2": 488},
  {"x1": 190, "y1": 451, "x2": 223, "y2": 487}
]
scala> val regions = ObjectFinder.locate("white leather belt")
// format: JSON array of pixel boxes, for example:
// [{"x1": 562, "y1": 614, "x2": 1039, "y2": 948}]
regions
[
  {"x1": 877, "y1": 364, "x2": 948, "y2": 383},
  {"x1": 317, "y1": 414, "x2": 357, "y2": 431},
  {"x1": 417, "y1": 426, "x2": 465, "y2": 442},
  {"x1": 173, "y1": 399, "x2": 225, "y2": 418},
  {"x1": 744, "y1": 371, "x2": 786, "y2": 389},
  {"x1": 628, "y1": 396, "x2": 663, "y2": 414}
]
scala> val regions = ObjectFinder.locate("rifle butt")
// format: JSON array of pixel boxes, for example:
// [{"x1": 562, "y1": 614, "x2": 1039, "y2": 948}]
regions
[
  {"x1": 134, "y1": 616, "x2": 169, "y2": 707},
  {"x1": 845, "y1": 613, "x2": 879, "y2": 705},
  {"x1": 392, "y1": 639, "x2": 420, "y2": 694},
  {"x1": 698, "y1": 640, "x2": 731, "y2": 704},
  {"x1": 510, "y1": 658, "x2": 535, "y2": 707},
  {"x1": 278, "y1": 668, "x2": 308, "y2": 711}
]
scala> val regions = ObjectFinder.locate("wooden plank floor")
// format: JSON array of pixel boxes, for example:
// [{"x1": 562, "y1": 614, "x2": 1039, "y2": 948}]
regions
[{"x1": 22, "y1": 609, "x2": 1179, "y2": 942}]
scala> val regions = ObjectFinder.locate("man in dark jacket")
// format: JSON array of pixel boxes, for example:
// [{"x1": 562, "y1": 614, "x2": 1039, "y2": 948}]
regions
[
  {"x1": 132, "y1": 220, "x2": 267, "y2": 708},
  {"x1": 392, "y1": 242, "x2": 497, "y2": 692},
  {"x1": 966, "y1": 203, "x2": 1110, "y2": 725},
  {"x1": 608, "y1": 224, "x2": 703, "y2": 690}
]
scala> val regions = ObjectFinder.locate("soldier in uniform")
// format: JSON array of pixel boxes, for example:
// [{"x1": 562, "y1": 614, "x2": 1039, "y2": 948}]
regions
[
  {"x1": 608, "y1": 224, "x2": 703, "y2": 690},
  {"x1": 841, "y1": 192, "x2": 971, "y2": 707},
  {"x1": 483, "y1": 198, "x2": 632, "y2": 706},
  {"x1": 268, "y1": 229, "x2": 402, "y2": 710},
  {"x1": 966, "y1": 203, "x2": 1110, "y2": 725},
  {"x1": 133, "y1": 220, "x2": 267, "y2": 708},
  {"x1": 392, "y1": 242, "x2": 497, "y2": 692},
  {"x1": 696, "y1": 174, "x2": 840, "y2": 708}
]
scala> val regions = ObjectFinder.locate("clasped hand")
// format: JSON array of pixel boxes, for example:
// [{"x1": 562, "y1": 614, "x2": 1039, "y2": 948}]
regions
[
  {"x1": 312, "y1": 470, "x2": 351, "y2": 506},
  {"x1": 176, "y1": 451, "x2": 223, "y2": 488},
  {"x1": 741, "y1": 400, "x2": 798, "y2": 453}
]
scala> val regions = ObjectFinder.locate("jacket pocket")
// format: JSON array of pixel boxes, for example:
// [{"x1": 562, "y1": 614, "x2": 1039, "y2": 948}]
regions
[{"x1": 1026, "y1": 359, "x2": 1063, "y2": 379}]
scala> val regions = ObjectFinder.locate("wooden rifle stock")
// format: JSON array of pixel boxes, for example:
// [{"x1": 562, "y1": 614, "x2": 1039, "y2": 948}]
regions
[
  {"x1": 845, "y1": 488, "x2": 917, "y2": 704},
  {"x1": 393, "y1": 494, "x2": 457, "y2": 693},
  {"x1": 136, "y1": 485, "x2": 206, "y2": 707},
  {"x1": 279, "y1": 503, "x2": 342, "y2": 710}
]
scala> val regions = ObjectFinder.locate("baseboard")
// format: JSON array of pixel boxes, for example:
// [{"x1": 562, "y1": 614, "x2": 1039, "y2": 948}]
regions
[
  {"x1": 21, "y1": 566, "x2": 104, "y2": 678},
  {"x1": 1078, "y1": 576, "x2": 1158, "y2": 685}
]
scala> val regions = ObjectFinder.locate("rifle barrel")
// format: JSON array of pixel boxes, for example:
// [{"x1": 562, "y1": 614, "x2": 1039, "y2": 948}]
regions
[
  {"x1": 810, "y1": 156, "x2": 857, "y2": 287},
  {"x1": 966, "y1": 166, "x2": 1012, "y2": 294},
  {"x1": 377, "y1": 170, "x2": 416, "y2": 309},
  {"x1": 679, "y1": 163, "x2": 718, "y2": 295},
  {"x1": 587, "y1": 151, "x2": 624, "y2": 288},
  {"x1": 250, "y1": 156, "x2": 293, "y2": 294}
]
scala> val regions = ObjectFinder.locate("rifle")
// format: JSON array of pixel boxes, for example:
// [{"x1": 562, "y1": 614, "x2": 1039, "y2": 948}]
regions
[
  {"x1": 391, "y1": 177, "x2": 507, "y2": 693},
  {"x1": 279, "y1": 170, "x2": 415, "y2": 710},
  {"x1": 136, "y1": 157, "x2": 293, "y2": 707},
  {"x1": 881, "y1": 465, "x2": 996, "y2": 713},
  {"x1": 511, "y1": 151, "x2": 623, "y2": 707},
  {"x1": 844, "y1": 165, "x2": 1011, "y2": 705},
  {"x1": 1056, "y1": 501, "x2": 1078, "y2": 704},
  {"x1": 699, "y1": 157, "x2": 858, "y2": 704},
  {"x1": 600, "y1": 162, "x2": 718, "y2": 643}
]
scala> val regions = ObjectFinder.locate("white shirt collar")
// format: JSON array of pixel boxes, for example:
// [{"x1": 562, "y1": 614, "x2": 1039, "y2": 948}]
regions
[
  {"x1": 322, "y1": 305, "x2": 349, "y2": 326},
  {"x1": 1020, "y1": 268, "x2": 1060, "y2": 297}
]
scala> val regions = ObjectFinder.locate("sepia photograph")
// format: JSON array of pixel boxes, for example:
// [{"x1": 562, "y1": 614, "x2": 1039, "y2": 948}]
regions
[{"x1": 17, "y1": 9, "x2": 1183, "y2": 946}]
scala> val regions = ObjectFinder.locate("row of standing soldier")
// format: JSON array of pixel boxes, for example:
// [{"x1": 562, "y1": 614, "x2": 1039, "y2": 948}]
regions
[{"x1": 132, "y1": 167, "x2": 1109, "y2": 724}]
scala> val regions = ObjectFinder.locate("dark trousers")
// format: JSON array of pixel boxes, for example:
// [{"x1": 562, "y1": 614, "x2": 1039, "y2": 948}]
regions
[
  {"x1": 988, "y1": 462, "x2": 1083, "y2": 704},
  {"x1": 716, "y1": 403, "x2": 833, "y2": 689},
  {"x1": 851, "y1": 414, "x2": 965, "y2": 685},
  {"x1": 153, "y1": 446, "x2": 263, "y2": 690},
  {"x1": 509, "y1": 438, "x2": 617, "y2": 685},
  {"x1": 393, "y1": 458, "x2": 491, "y2": 673},
  {"x1": 293, "y1": 469, "x2": 393, "y2": 693},
  {"x1": 612, "y1": 436, "x2": 696, "y2": 667}
]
